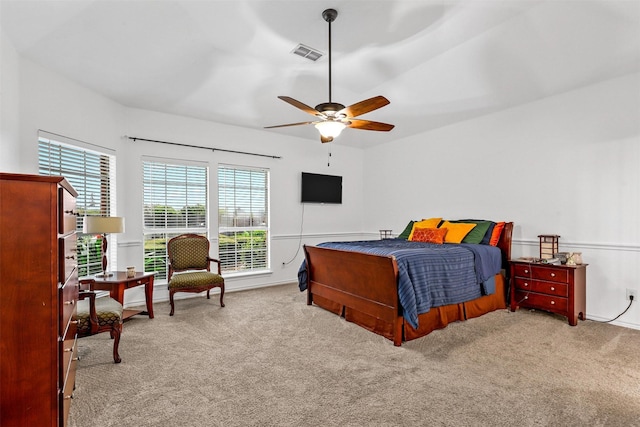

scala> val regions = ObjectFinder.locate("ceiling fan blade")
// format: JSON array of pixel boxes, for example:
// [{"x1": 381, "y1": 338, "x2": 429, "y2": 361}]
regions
[
  {"x1": 338, "y1": 96, "x2": 390, "y2": 118},
  {"x1": 278, "y1": 96, "x2": 321, "y2": 117},
  {"x1": 320, "y1": 135, "x2": 334, "y2": 143},
  {"x1": 346, "y1": 119, "x2": 395, "y2": 132},
  {"x1": 264, "y1": 121, "x2": 315, "y2": 129}
]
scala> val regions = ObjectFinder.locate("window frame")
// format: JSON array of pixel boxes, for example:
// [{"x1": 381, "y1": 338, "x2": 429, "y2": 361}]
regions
[
  {"x1": 142, "y1": 158, "x2": 209, "y2": 282},
  {"x1": 217, "y1": 164, "x2": 270, "y2": 275},
  {"x1": 37, "y1": 131, "x2": 117, "y2": 277}
]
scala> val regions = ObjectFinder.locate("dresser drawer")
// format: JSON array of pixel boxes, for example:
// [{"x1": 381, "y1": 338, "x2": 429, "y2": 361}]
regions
[
  {"x1": 60, "y1": 336, "x2": 78, "y2": 427},
  {"x1": 513, "y1": 263, "x2": 533, "y2": 278},
  {"x1": 513, "y1": 277, "x2": 568, "y2": 297},
  {"x1": 59, "y1": 187, "x2": 77, "y2": 235},
  {"x1": 60, "y1": 272, "x2": 78, "y2": 334},
  {"x1": 514, "y1": 290, "x2": 568, "y2": 313},
  {"x1": 531, "y1": 266, "x2": 568, "y2": 283},
  {"x1": 59, "y1": 234, "x2": 77, "y2": 284}
]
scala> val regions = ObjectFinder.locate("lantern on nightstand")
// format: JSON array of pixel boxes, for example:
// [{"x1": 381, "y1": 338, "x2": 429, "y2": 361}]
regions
[{"x1": 538, "y1": 234, "x2": 560, "y2": 260}]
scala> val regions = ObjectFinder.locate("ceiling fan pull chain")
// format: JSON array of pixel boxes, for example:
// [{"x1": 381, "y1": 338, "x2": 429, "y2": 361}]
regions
[{"x1": 327, "y1": 145, "x2": 332, "y2": 167}]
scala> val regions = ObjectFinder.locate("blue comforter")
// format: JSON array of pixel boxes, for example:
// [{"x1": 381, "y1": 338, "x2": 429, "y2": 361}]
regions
[{"x1": 298, "y1": 240, "x2": 502, "y2": 329}]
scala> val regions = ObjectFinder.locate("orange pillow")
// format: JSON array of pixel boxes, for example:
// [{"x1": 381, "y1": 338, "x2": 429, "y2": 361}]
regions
[
  {"x1": 438, "y1": 220, "x2": 476, "y2": 244},
  {"x1": 407, "y1": 217, "x2": 442, "y2": 240},
  {"x1": 410, "y1": 227, "x2": 447, "y2": 244},
  {"x1": 489, "y1": 222, "x2": 505, "y2": 246}
]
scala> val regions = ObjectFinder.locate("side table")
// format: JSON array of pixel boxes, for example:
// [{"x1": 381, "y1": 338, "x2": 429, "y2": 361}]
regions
[
  {"x1": 510, "y1": 260, "x2": 587, "y2": 325},
  {"x1": 80, "y1": 271, "x2": 156, "y2": 320}
]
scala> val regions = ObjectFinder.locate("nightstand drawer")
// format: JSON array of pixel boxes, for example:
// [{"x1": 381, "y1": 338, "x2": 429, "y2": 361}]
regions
[
  {"x1": 531, "y1": 266, "x2": 568, "y2": 284},
  {"x1": 514, "y1": 290, "x2": 568, "y2": 313},
  {"x1": 513, "y1": 278, "x2": 568, "y2": 297}
]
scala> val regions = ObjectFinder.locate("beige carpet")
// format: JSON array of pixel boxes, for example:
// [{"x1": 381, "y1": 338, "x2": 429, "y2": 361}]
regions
[{"x1": 69, "y1": 283, "x2": 640, "y2": 427}]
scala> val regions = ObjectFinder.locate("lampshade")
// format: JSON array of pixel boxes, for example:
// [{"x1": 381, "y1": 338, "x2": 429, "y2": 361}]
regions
[
  {"x1": 84, "y1": 216, "x2": 125, "y2": 234},
  {"x1": 315, "y1": 121, "x2": 346, "y2": 139}
]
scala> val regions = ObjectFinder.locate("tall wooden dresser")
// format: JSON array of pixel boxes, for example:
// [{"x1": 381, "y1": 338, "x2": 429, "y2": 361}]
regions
[{"x1": 0, "y1": 173, "x2": 79, "y2": 426}]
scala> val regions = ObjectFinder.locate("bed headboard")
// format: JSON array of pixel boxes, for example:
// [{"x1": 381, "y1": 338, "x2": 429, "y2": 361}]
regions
[{"x1": 497, "y1": 222, "x2": 514, "y2": 270}]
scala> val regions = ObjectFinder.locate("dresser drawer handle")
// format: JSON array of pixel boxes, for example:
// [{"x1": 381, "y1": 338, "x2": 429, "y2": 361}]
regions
[
  {"x1": 550, "y1": 287, "x2": 555, "y2": 291},
  {"x1": 64, "y1": 299, "x2": 75, "y2": 306},
  {"x1": 550, "y1": 301, "x2": 555, "y2": 305},
  {"x1": 550, "y1": 273, "x2": 556, "y2": 277},
  {"x1": 523, "y1": 282, "x2": 529, "y2": 287},
  {"x1": 524, "y1": 269, "x2": 529, "y2": 274}
]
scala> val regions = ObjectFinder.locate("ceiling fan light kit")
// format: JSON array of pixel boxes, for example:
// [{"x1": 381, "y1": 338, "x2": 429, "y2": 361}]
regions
[{"x1": 266, "y1": 8, "x2": 394, "y2": 143}]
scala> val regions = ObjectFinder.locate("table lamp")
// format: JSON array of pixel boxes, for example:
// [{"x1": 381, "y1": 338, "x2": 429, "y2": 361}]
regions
[{"x1": 84, "y1": 216, "x2": 125, "y2": 277}]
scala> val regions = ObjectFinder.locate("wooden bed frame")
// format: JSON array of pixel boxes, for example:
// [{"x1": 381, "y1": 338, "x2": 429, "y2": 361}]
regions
[{"x1": 303, "y1": 222, "x2": 514, "y2": 346}]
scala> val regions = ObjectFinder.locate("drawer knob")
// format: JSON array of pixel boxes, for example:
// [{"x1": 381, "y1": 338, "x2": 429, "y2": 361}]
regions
[
  {"x1": 551, "y1": 301, "x2": 555, "y2": 305},
  {"x1": 524, "y1": 269, "x2": 529, "y2": 274},
  {"x1": 550, "y1": 287, "x2": 555, "y2": 291},
  {"x1": 523, "y1": 283, "x2": 529, "y2": 287},
  {"x1": 64, "y1": 394, "x2": 73, "y2": 400},
  {"x1": 550, "y1": 273, "x2": 556, "y2": 277},
  {"x1": 64, "y1": 299, "x2": 75, "y2": 306}
]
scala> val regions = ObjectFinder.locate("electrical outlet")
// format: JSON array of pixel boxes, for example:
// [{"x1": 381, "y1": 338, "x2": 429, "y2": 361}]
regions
[{"x1": 626, "y1": 288, "x2": 636, "y2": 301}]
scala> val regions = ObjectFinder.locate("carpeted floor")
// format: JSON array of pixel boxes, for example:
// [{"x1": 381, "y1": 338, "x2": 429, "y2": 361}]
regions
[{"x1": 69, "y1": 283, "x2": 640, "y2": 427}]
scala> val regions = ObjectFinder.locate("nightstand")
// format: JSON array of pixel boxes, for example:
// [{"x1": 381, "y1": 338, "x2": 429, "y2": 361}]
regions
[{"x1": 510, "y1": 261, "x2": 587, "y2": 325}]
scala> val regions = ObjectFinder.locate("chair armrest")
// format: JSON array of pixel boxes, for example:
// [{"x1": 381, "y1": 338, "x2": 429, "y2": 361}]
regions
[{"x1": 207, "y1": 256, "x2": 223, "y2": 275}]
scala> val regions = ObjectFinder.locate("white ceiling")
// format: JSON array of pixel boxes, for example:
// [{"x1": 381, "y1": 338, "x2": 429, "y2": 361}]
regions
[{"x1": 2, "y1": 0, "x2": 639, "y2": 147}]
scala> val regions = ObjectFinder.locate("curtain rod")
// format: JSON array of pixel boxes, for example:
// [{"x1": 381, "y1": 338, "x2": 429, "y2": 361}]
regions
[{"x1": 127, "y1": 136, "x2": 282, "y2": 159}]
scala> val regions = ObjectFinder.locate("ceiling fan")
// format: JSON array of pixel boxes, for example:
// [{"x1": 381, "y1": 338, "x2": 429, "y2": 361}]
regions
[{"x1": 265, "y1": 8, "x2": 394, "y2": 143}]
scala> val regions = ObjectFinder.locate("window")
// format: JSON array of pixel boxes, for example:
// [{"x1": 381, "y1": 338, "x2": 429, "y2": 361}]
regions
[
  {"x1": 38, "y1": 131, "x2": 116, "y2": 277},
  {"x1": 142, "y1": 160, "x2": 208, "y2": 280},
  {"x1": 218, "y1": 165, "x2": 269, "y2": 273}
]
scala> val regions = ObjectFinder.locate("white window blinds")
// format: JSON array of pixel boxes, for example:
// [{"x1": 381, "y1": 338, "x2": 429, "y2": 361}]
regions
[
  {"x1": 218, "y1": 165, "x2": 269, "y2": 273},
  {"x1": 38, "y1": 132, "x2": 116, "y2": 276},
  {"x1": 142, "y1": 159, "x2": 208, "y2": 280}
]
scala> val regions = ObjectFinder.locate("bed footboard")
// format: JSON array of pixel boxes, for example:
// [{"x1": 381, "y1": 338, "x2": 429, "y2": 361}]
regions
[{"x1": 303, "y1": 245, "x2": 404, "y2": 346}]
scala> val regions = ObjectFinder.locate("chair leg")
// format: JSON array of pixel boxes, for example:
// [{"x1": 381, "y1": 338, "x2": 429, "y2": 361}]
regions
[
  {"x1": 169, "y1": 290, "x2": 176, "y2": 316},
  {"x1": 112, "y1": 324, "x2": 122, "y2": 364},
  {"x1": 219, "y1": 284, "x2": 225, "y2": 307}
]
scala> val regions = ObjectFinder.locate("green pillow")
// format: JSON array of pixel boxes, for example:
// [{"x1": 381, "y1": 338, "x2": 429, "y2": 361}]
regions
[
  {"x1": 397, "y1": 220, "x2": 416, "y2": 240},
  {"x1": 451, "y1": 220, "x2": 492, "y2": 244}
]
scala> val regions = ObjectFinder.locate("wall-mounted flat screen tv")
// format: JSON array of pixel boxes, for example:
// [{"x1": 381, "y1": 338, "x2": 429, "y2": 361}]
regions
[{"x1": 301, "y1": 172, "x2": 342, "y2": 204}]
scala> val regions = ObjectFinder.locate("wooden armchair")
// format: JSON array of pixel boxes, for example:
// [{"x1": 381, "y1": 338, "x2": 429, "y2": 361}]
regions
[
  {"x1": 76, "y1": 290, "x2": 123, "y2": 363},
  {"x1": 167, "y1": 234, "x2": 225, "y2": 316}
]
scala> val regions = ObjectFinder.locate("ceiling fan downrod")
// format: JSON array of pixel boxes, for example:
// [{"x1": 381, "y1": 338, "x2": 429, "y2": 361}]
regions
[{"x1": 323, "y1": 8, "x2": 338, "y2": 105}]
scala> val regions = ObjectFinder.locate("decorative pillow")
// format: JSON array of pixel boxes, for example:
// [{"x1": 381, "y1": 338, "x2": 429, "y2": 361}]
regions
[
  {"x1": 408, "y1": 217, "x2": 442, "y2": 240},
  {"x1": 480, "y1": 222, "x2": 496, "y2": 245},
  {"x1": 438, "y1": 220, "x2": 476, "y2": 244},
  {"x1": 410, "y1": 227, "x2": 447, "y2": 244},
  {"x1": 490, "y1": 222, "x2": 506, "y2": 246},
  {"x1": 397, "y1": 220, "x2": 416, "y2": 240},
  {"x1": 451, "y1": 220, "x2": 492, "y2": 244}
]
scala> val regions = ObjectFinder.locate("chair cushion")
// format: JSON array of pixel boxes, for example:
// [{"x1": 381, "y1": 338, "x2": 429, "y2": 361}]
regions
[
  {"x1": 168, "y1": 271, "x2": 224, "y2": 290},
  {"x1": 77, "y1": 297, "x2": 123, "y2": 333},
  {"x1": 170, "y1": 238, "x2": 210, "y2": 270}
]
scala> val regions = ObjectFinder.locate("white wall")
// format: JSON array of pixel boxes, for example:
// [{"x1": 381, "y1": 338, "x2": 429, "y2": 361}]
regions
[
  {"x1": 364, "y1": 72, "x2": 640, "y2": 330},
  {"x1": 6, "y1": 55, "x2": 366, "y2": 307},
  {"x1": 0, "y1": 30, "x2": 21, "y2": 171},
  {"x1": 5, "y1": 39, "x2": 640, "y2": 331}
]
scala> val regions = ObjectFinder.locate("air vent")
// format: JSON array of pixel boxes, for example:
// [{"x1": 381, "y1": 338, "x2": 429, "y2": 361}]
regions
[{"x1": 292, "y1": 44, "x2": 323, "y2": 61}]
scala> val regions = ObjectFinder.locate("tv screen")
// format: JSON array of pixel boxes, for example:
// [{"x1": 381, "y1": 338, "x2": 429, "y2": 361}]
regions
[{"x1": 301, "y1": 172, "x2": 342, "y2": 204}]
